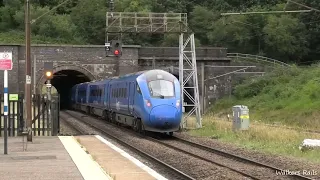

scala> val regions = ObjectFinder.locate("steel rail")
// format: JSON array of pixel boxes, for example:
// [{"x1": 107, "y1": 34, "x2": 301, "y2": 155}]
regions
[
  {"x1": 172, "y1": 137, "x2": 314, "y2": 180},
  {"x1": 147, "y1": 136, "x2": 261, "y2": 180}
]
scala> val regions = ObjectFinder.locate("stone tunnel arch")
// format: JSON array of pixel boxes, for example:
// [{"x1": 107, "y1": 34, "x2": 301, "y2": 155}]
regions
[
  {"x1": 165, "y1": 66, "x2": 195, "y2": 112},
  {"x1": 36, "y1": 65, "x2": 96, "y2": 109}
]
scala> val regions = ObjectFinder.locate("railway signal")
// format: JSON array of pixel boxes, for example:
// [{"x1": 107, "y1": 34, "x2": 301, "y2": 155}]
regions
[
  {"x1": 112, "y1": 41, "x2": 122, "y2": 56},
  {"x1": 43, "y1": 62, "x2": 53, "y2": 79},
  {"x1": 106, "y1": 40, "x2": 122, "y2": 57}
]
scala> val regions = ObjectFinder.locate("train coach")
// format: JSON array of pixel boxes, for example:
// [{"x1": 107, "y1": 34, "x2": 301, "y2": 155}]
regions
[{"x1": 70, "y1": 69, "x2": 182, "y2": 135}]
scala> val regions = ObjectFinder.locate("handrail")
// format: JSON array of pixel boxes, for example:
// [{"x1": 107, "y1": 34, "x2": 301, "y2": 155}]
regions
[{"x1": 227, "y1": 53, "x2": 291, "y2": 67}]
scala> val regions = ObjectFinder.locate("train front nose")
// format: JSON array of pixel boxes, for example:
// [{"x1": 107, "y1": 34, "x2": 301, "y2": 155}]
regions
[{"x1": 149, "y1": 105, "x2": 181, "y2": 131}]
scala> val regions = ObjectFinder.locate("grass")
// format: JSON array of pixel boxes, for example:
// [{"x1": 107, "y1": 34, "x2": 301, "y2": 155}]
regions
[
  {"x1": 209, "y1": 65, "x2": 320, "y2": 131},
  {"x1": 188, "y1": 115, "x2": 320, "y2": 163},
  {"x1": 186, "y1": 65, "x2": 320, "y2": 163}
]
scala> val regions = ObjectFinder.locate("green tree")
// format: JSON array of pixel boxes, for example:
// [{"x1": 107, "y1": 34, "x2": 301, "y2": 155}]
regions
[
  {"x1": 263, "y1": 14, "x2": 308, "y2": 62},
  {"x1": 71, "y1": 0, "x2": 106, "y2": 44},
  {"x1": 208, "y1": 15, "x2": 253, "y2": 53},
  {"x1": 189, "y1": 6, "x2": 216, "y2": 45}
]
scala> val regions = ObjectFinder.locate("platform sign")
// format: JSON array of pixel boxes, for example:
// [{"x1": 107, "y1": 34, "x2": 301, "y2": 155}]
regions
[
  {"x1": 0, "y1": 52, "x2": 13, "y2": 70},
  {"x1": 1, "y1": 52, "x2": 12, "y2": 155},
  {"x1": 9, "y1": 94, "x2": 18, "y2": 101}
]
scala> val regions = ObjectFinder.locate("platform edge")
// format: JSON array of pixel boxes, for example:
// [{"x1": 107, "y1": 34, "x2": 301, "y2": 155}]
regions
[
  {"x1": 58, "y1": 136, "x2": 113, "y2": 180},
  {"x1": 95, "y1": 135, "x2": 168, "y2": 180}
]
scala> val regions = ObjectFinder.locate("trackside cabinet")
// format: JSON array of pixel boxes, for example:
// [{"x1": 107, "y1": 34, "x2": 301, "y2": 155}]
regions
[{"x1": 232, "y1": 105, "x2": 250, "y2": 131}]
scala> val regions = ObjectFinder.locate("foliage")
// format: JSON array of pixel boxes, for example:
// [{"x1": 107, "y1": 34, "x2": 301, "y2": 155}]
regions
[
  {"x1": 211, "y1": 65, "x2": 320, "y2": 129},
  {"x1": 0, "y1": 0, "x2": 320, "y2": 63}
]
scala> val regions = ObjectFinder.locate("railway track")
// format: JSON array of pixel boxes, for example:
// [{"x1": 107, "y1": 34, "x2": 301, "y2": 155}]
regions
[
  {"x1": 148, "y1": 136, "x2": 314, "y2": 180},
  {"x1": 59, "y1": 114, "x2": 85, "y2": 135},
  {"x1": 63, "y1": 110, "x2": 315, "y2": 180},
  {"x1": 60, "y1": 110, "x2": 195, "y2": 180}
]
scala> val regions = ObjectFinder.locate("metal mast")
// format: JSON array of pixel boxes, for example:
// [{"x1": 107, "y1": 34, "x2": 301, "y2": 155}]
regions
[
  {"x1": 25, "y1": 0, "x2": 32, "y2": 142},
  {"x1": 179, "y1": 33, "x2": 202, "y2": 129}
]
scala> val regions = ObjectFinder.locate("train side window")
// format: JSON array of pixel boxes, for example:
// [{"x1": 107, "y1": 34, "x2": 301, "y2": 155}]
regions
[{"x1": 137, "y1": 84, "x2": 141, "y2": 94}]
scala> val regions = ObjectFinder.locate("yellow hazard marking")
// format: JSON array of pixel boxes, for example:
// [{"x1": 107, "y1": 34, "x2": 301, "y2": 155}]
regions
[{"x1": 240, "y1": 115, "x2": 249, "y2": 119}]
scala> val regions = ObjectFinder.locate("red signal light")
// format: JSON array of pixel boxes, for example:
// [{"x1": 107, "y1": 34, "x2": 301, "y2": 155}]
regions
[{"x1": 114, "y1": 50, "x2": 120, "y2": 56}]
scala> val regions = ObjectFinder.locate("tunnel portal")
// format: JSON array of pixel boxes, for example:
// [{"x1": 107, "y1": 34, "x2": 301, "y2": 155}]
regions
[{"x1": 49, "y1": 70, "x2": 91, "y2": 110}]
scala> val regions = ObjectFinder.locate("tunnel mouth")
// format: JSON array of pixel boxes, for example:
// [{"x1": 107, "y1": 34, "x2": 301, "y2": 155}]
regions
[{"x1": 46, "y1": 70, "x2": 91, "y2": 110}]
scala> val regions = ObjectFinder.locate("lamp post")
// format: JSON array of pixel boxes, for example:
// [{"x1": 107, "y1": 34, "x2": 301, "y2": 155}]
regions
[
  {"x1": 24, "y1": 0, "x2": 71, "y2": 142},
  {"x1": 25, "y1": 0, "x2": 32, "y2": 142}
]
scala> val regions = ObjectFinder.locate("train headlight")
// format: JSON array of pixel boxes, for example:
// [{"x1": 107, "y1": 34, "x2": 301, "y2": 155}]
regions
[
  {"x1": 176, "y1": 100, "x2": 180, "y2": 107},
  {"x1": 145, "y1": 99, "x2": 152, "y2": 107}
]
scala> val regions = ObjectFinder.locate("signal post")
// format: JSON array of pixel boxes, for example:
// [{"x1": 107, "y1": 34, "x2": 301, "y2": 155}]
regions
[{"x1": 105, "y1": 40, "x2": 122, "y2": 76}]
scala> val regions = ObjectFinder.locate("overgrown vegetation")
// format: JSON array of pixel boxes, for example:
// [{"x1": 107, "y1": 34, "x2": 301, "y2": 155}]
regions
[
  {"x1": 183, "y1": 65, "x2": 320, "y2": 161},
  {"x1": 1, "y1": 0, "x2": 320, "y2": 64},
  {"x1": 186, "y1": 66, "x2": 320, "y2": 161},
  {"x1": 189, "y1": 116, "x2": 320, "y2": 163},
  {"x1": 208, "y1": 65, "x2": 320, "y2": 130}
]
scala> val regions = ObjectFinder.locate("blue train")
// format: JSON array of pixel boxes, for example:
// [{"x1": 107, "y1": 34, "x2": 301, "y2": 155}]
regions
[{"x1": 70, "y1": 69, "x2": 182, "y2": 135}]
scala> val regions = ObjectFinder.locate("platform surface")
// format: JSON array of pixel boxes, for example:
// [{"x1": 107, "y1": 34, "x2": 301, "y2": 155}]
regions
[
  {"x1": 0, "y1": 135, "x2": 167, "y2": 180},
  {"x1": 76, "y1": 135, "x2": 167, "y2": 180},
  {"x1": 0, "y1": 136, "x2": 85, "y2": 180}
]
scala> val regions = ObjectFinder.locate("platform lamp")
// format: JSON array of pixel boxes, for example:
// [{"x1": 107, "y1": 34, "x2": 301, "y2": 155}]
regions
[{"x1": 44, "y1": 62, "x2": 53, "y2": 80}]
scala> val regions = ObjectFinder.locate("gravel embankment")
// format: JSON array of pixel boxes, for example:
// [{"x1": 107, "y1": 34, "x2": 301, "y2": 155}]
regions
[
  {"x1": 59, "y1": 112, "x2": 97, "y2": 135},
  {"x1": 175, "y1": 132, "x2": 320, "y2": 180},
  {"x1": 163, "y1": 139, "x2": 292, "y2": 180},
  {"x1": 63, "y1": 110, "x2": 255, "y2": 179}
]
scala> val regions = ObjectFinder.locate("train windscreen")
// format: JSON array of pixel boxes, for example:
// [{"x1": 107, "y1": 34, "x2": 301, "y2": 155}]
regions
[
  {"x1": 144, "y1": 70, "x2": 176, "y2": 99},
  {"x1": 148, "y1": 80, "x2": 175, "y2": 98}
]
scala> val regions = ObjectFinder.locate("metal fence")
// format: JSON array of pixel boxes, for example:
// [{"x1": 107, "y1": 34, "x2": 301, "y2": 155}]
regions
[{"x1": 0, "y1": 94, "x2": 60, "y2": 137}]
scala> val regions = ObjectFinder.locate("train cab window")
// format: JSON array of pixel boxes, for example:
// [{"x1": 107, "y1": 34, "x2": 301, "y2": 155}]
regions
[{"x1": 148, "y1": 80, "x2": 174, "y2": 98}]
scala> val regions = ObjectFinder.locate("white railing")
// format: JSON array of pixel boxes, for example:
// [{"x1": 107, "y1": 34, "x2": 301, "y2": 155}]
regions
[{"x1": 227, "y1": 53, "x2": 291, "y2": 67}]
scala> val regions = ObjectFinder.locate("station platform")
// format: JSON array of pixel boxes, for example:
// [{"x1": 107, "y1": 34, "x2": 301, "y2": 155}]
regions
[{"x1": 0, "y1": 135, "x2": 166, "y2": 180}]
